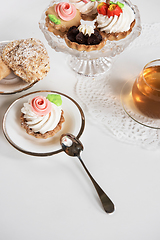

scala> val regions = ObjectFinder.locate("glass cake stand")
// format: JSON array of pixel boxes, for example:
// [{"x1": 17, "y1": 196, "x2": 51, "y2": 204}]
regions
[{"x1": 39, "y1": 0, "x2": 141, "y2": 77}]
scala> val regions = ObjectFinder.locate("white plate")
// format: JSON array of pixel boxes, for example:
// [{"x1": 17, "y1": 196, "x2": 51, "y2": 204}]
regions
[
  {"x1": 0, "y1": 41, "x2": 38, "y2": 95},
  {"x1": 2, "y1": 90, "x2": 85, "y2": 156}
]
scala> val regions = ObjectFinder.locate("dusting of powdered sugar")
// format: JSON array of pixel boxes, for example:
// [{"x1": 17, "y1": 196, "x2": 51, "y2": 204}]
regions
[{"x1": 2, "y1": 38, "x2": 50, "y2": 83}]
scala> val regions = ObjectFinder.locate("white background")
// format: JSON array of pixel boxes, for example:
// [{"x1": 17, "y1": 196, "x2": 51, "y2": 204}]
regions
[{"x1": 0, "y1": 0, "x2": 160, "y2": 239}]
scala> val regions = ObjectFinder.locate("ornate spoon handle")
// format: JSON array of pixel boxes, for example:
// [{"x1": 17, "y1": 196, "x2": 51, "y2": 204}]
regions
[{"x1": 78, "y1": 155, "x2": 115, "y2": 214}]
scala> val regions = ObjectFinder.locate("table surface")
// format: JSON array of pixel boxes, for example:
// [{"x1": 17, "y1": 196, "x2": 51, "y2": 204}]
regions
[{"x1": 0, "y1": 1, "x2": 160, "y2": 239}]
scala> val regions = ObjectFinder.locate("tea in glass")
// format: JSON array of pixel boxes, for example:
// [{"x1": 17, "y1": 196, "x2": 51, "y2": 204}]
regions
[{"x1": 132, "y1": 60, "x2": 160, "y2": 118}]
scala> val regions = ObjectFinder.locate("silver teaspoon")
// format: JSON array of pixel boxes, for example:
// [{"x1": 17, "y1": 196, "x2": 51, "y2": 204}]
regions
[{"x1": 60, "y1": 133, "x2": 115, "y2": 214}]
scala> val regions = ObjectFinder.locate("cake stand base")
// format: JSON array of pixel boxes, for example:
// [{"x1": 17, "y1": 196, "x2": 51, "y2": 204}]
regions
[{"x1": 67, "y1": 55, "x2": 113, "y2": 77}]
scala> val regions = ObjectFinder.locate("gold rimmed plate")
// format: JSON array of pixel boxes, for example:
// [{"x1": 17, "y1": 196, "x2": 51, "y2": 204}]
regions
[
  {"x1": 120, "y1": 79, "x2": 160, "y2": 129},
  {"x1": 0, "y1": 41, "x2": 38, "y2": 95},
  {"x1": 2, "y1": 90, "x2": 85, "y2": 156}
]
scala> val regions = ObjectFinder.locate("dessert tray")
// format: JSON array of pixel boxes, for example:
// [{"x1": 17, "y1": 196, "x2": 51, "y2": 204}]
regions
[
  {"x1": 0, "y1": 41, "x2": 38, "y2": 95},
  {"x1": 2, "y1": 90, "x2": 85, "y2": 156},
  {"x1": 39, "y1": 0, "x2": 141, "y2": 77}
]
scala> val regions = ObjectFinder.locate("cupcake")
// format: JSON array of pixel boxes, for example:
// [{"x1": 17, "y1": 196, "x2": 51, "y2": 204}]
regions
[
  {"x1": 69, "y1": 0, "x2": 102, "y2": 21},
  {"x1": 64, "y1": 24, "x2": 107, "y2": 51},
  {"x1": 2, "y1": 38, "x2": 50, "y2": 83},
  {"x1": 20, "y1": 94, "x2": 65, "y2": 139},
  {"x1": 45, "y1": 2, "x2": 81, "y2": 38},
  {"x1": 95, "y1": 1, "x2": 135, "y2": 40}
]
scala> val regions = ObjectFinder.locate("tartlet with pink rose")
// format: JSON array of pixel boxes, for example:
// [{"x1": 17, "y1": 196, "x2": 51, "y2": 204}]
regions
[
  {"x1": 20, "y1": 94, "x2": 65, "y2": 139},
  {"x1": 45, "y1": 1, "x2": 81, "y2": 37}
]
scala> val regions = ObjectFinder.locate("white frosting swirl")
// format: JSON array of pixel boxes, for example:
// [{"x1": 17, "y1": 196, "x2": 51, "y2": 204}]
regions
[
  {"x1": 21, "y1": 98, "x2": 62, "y2": 134},
  {"x1": 69, "y1": 0, "x2": 100, "y2": 15},
  {"x1": 78, "y1": 24, "x2": 94, "y2": 36},
  {"x1": 96, "y1": 4, "x2": 135, "y2": 33}
]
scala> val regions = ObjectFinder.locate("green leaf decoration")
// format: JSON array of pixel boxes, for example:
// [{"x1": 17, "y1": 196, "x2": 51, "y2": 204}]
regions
[
  {"x1": 48, "y1": 14, "x2": 61, "y2": 25},
  {"x1": 117, "y1": 1, "x2": 124, "y2": 8},
  {"x1": 109, "y1": 1, "x2": 124, "y2": 8},
  {"x1": 46, "y1": 94, "x2": 62, "y2": 106}
]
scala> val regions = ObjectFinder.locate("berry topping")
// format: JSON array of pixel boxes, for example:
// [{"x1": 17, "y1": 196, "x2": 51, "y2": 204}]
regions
[
  {"x1": 107, "y1": 3, "x2": 122, "y2": 17},
  {"x1": 97, "y1": 2, "x2": 108, "y2": 15},
  {"x1": 76, "y1": 32, "x2": 87, "y2": 44},
  {"x1": 97, "y1": 1, "x2": 124, "y2": 17},
  {"x1": 67, "y1": 26, "x2": 102, "y2": 45}
]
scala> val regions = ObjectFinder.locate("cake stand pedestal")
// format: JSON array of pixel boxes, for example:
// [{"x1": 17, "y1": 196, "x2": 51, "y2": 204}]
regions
[{"x1": 68, "y1": 55, "x2": 112, "y2": 77}]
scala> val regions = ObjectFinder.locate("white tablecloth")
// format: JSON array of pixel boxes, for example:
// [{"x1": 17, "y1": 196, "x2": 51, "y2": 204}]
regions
[{"x1": 0, "y1": 1, "x2": 160, "y2": 240}]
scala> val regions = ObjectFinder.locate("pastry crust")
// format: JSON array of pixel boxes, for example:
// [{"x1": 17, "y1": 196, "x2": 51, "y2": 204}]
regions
[
  {"x1": 64, "y1": 33, "x2": 107, "y2": 52},
  {"x1": 2, "y1": 38, "x2": 50, "y2": 83},
  {"x1": 96, "y1": 19, "x2": 136, "y2": 41},
  {"x1": 0, "y1": 56, "x2": 11, "y2": 81},
  {"x1": 20, "y1": 110, "x2": 65, "y2": 139}
]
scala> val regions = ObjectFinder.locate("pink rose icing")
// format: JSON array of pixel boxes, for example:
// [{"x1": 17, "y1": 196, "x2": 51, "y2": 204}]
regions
[
  {"x1": 55, "y1": 2, "x2": 76, "y2": 21},
  {"x1": 31, "y1": 96, "x2": 52, "y2": 116}
]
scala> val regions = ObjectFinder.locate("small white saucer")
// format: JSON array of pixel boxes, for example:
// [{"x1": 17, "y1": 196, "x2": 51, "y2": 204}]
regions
[
  {"x1": 2, "y1": 90, "x2": 85, "y2": 156},
  {"x1": 0, "y1": 71, "x2": 38, "y2": 95}
]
